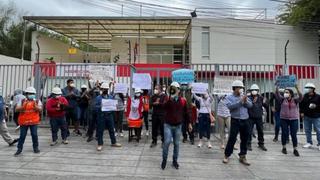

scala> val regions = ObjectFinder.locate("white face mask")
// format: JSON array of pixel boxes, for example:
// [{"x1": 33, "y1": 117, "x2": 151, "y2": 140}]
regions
[
  {"x1": 284, "y1": 93, "x2": 290, "y2": 98},
  {"x1": 204, "y1": 93, "x2": 209, "y2": 99},
  {"x1": 70, "y1": 83, "x2": 75, "y2": 88},
  {"x1": 154, "y1": 89, "x2": 159, "y2": 95},
  {"x1": 246, "y1": 93, "x2": 251, "y2": 96},
  {"x1": 135, "y1": 93, "x2": 141, "y2": 97},
  {"x1": 304, "y1": 88, "x2": 312, "y2": 94},
  {"x1": 251, "y1": 90, "x2": 258, "y2": 96},
  {"x1": 239, "y1": 89, "x2": 244, "y2": 94}
]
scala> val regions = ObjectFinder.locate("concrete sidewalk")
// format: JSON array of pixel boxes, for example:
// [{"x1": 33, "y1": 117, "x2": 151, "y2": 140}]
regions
[{"x1": 0, "y1": 128, "x2": 320, "y2": 180}]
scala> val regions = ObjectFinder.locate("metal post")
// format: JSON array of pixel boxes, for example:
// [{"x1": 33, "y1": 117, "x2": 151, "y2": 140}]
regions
[
  {"x1": 34, "y1": 41, "x2": 41, "y2": 99},
  {"x1": 140, "y1": 5, "x2": 142, "y2": 16},
  {"x1": 121, "y1": 4, "x2": 124, "y2": 17},
  {"x1": 284, "y1": 40, "x2": 289, "y2": 75},
  {"x1": 21, "y1": 20, "x2": 27, "y2": 63},
  {"x1": 87, "y1": 24, "x2": 90, "y2": 63}
]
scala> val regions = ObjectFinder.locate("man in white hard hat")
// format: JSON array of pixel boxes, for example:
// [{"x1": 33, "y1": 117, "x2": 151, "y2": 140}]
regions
[
  {"x1": 46, "y1": 87, "x2": 69, "y2": 146},
  {"x1": 161, "y1": 81, "x2": 191, "y2": 170},
  {"x1": 247, "y1": 84, "x2": 267, "y2": 151},
  {"x1": 300, "y1": 83, "x2": 320, "y2": 150},
  {"x1": 79, "y1": 84, "x2": 90, "y2": 129},
  {"x1": 223, "y1": 80, "x2": 252, "y2": 166}
]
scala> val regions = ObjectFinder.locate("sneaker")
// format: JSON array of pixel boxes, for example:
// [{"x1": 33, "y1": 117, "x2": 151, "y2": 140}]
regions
[
  {"x1": 161, "y1": 159, "x2": 167, "y2": 170},
  {"x1": 282, "y1": 148, "x2": 287, "y2": 154},
  {"x1": 111, "y1": 143, "x2": 122, "y2": 147},
  {"x1": 233, "y1": 145, "x2": 239, "y2": 150},
  {"x1": 222, "y1": 156, "x2": 229, "y2": 164},
  {"x1": 14, "y1": 150, "x2": 22, "y2": 156},
  {"x1": 247, "y1": 144, "x2": 252, "y2": 151},
  {"x1": 303, "y1": 143, "x2": 312, "y2": 149},
  {"x1": 146, "y1": 131, "x2": 150, "y2": 136},
  {"x1": 220, "y1": 144, "x2": 225, "y2": 149},
  {"x1": 15, "y1": 126, "x2": 20, "y2": 133},
  {"x1": 239, "y1": 155, "x2": 250, "y2": 166},
  {"x1": 120, "y1": 133, "x2": 124, "y2": 137},
  {"x1": 150, "y1": 141, "x2": 157, "y2": 148},
  {"x1": 198, "y1": 140, "x2": 203, "y2": 148},
  {"x1": 87, "y1": 137, "x2": 94, "y2": 142},
  {"x1": 258, "y1": 145, "x2": 267, "y2": 151},
  {"x1": 293, "y1": 149, "x2": 300, "y2": 157},
  {"x1": 50, "y1": 141, "x2": 58, "y2": 146},
  {"x1": 62, "y1": 140, "x2": 69, "y2": 144},
  {"x1": 97, "y1": 145, "x2": 103, "y2": 151},
  {"x1": 115, "y1": 133, "x2": 118, "y2": 137},
  {"x1": 207, "y1": 141, "x2": 212, "y2": 149},
  {"x1": 34, "y1": 149, "x2": 40, "y2": 154},
  {"x1": 172, "y1": 161, "x2": 179, "y2": 169},
  {"x1": 9, "y1": 139, "x2": 19, "y2": 146}
]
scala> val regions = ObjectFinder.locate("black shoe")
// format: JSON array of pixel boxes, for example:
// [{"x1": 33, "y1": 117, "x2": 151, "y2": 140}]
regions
[
  {"x1": 9, "y1": 139, "x2": 19, "y2": 146},
  {"x1": 182, "y1": 138, "x2": 187, "y2": 143},
  {"x1": 14, "y1": 150, "x2": 22, "y2": 156},
  {"x1": 190, "y1": 139, "x2": 195, "y2": 145},
  {"x1": 247, "y1": 145, "x2": 252, "y2": 151},
  {"x1": 87, "y1": 137, "x2": 94, "y2": 142},
  {"x1": 259, "y1": 145, "x2": 267, "y2": 151},
  {"x1": 273, "y1": 137, "x2": 278, "y2": 142},
  {"x1": 161, "y1": 159, "x2": 167, "y2": 170},
  {"x1": 150, "y1": 141, "x2": 157, "y2": 148},
  {"x1": 172, "y1": 161, "x2": 179, "y2": 169},
  {"x1": 282, "y1": 148, "x2": 287, "y2": 154},
  {"x1": 74, "y1": 130, "x2": 82, "y2": 136},
  {"x1": 293, "y1": 149, "x2": 300, "y2": 157},
  {"x1": 34, "y1": 149, "x2": 40, "y2": 154}
]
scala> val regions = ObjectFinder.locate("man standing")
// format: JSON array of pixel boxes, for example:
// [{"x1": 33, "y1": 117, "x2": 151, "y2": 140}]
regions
[
  {"x1": 162, "y1": 82, "x2": 191, "y2": 170},
  {"x1": 247, "y1": 84, "x2": 267, "y2": 151},
  {"x1": 223, "y1": 80, "x2": 252, "y2": 166},
  {"x1": 300, "y1": 83, "x2": 320, "y2": 150},
  {"x1": 150, "y1": 85, "x2": 166, "y2": 148},
  {"x1": 0, "y1": 95, "x2": 18, "y2": 146}
]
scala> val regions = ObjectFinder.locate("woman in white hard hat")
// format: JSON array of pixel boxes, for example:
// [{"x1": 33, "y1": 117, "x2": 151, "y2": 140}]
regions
[
  {"x1": 300, "y1": 83, "x2": 320, "y2": 151},
  {"x1": 126, "y1": 88, "x2": 143, "y2": 142},
  {"x1": 46, "y1": 87, "x2": 69, "y2": 146},
  {"x1": 14, "y1": 87, "x2": 42, "y2": 156}
]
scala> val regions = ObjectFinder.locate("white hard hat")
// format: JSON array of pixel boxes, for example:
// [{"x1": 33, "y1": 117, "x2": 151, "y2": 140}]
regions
[
  {"x1": 250, "y1": 84, "x2": 260, "y2": 90},
  {"x1": 25, "y1": 87, "x2": 36, "y2": 94},
  {"x1": 232, "y1": 80, "x2": 244, "y2": 88},
  {"x1": 170, "y1": 82, "x2": 180, "y2": 88},
  {"x1": 81, "y1": 84, "x2": 88, "y2": 89},
  {"x1": 305, "y1": 83, "x2": 316, "y2": 89},
  {"x1": 100, "y1": 83, "x2": 109, "y2": 89},
  {"x1": 134, "y1": 88, "x2": 142, "y2": 93},
  {"x1": 52, "y1": 87, "x2": 62, "y2": 95}
]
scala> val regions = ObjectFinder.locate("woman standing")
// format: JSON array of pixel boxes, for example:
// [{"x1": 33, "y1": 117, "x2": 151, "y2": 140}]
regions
[
  {"x1": 126, "y1": 88, "x2": 143, "y2": 142},
  {"x1": 217, "y1": 94, "x2": 231, "y2": 149},
  {"x1": 275, "y1": 85, "x2": 302, "y2": 156},
  {"x1": 114, "y1": 92, "x2": 125, "y2": 137}
]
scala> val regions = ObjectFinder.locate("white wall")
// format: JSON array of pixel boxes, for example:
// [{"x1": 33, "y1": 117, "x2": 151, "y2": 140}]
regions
[{"x1": 191, "y1": 18, "x2": 319, "y2": 65}]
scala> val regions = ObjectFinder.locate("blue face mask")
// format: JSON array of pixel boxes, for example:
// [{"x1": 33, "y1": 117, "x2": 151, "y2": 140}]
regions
[{"x1": 27, "y1": 95, "x2": 36, "y2": 100}]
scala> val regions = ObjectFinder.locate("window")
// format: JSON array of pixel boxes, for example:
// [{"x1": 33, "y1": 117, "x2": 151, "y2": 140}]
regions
[{"x1": 201, "y1": 27, "x2": 210, "y2": 60}]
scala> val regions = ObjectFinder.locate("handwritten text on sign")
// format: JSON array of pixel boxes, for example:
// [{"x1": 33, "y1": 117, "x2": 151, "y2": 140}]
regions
[
  {"x1": 114, "y1": 83, "x2": 128, "y2": 94},
  {"x1": 191, "y1": 83, "x2": 208, "y2": 94},
  {"x1": 101, "y1": 99, "x2": 118, "y2": 112},
  {"x1": 89, "y1": 65, "x2": 115, "y2": 83},
  {"x1": 276, "y1": 75, "x2": 296, "y2": 88},
  {"x1": 172, "y1": 69, "x2": 195, "y2": 84},
  {"x1": 132, "y1": 73, "x2": 152, "y2": 89},
  {"x1": 213, "y1": 76, "x2": 243, "y2": 95}
]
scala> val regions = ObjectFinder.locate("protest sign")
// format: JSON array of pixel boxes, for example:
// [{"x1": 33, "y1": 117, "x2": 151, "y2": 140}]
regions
[
  {"x1": 276, "y1": 75, "x2": 296, "y2": 88},
  {"x1": 88, "y1": 65, "x2": 115, "y2": 83},
  {"x1": 114, "y1": 83, "x2": 128, "y2": 94},
  {"x1": 172, "y1": 69, "x2": 195, "y2": 84},
  {"x1": 132, "y1": 73, "x2": 152, "y2": 89},
  {"x1": 213, "y1": 76, "x2": 243, "y2": 95},
  {"x1": 101, "y1": 99, "x2": 118, "y2": 112},
  {"x1": 191, "y1": 83, "x2": 208, "y2": 94}
]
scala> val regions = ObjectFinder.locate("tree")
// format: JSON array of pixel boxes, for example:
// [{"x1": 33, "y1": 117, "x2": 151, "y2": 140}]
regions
[{"x1": 277, "y1": 0, "x2": 320, "y2": 25}]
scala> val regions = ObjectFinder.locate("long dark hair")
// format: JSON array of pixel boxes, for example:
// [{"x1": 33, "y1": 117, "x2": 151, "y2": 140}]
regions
[{"x1": 285, "y1": 88, "x2": 294, "y2": 98}]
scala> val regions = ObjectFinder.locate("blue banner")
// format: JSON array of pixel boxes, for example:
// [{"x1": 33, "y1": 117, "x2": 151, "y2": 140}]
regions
[
  {"x1": 172, "y1": 69, "x2": 195, "y2": 84},
  {"x1": 276, "y1": 75, "x2": 296, "y2": 88}
]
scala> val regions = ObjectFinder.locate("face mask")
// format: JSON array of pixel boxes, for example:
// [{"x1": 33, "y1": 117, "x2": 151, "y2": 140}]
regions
[
  {"x1": 284, "y1": 93, "x2": 290, "y2": 98},
  {"x1": 154, "y1": 89, "x2": 159, "y2": 94},
  {"x1": 279, "y1": 89, "x2": 285, "y2": 93},
  {"x1": 246, "y1": 93, "x2": 251, "y2": 96},
  {"x1": 204, "y1": 93, "x2": 209, "y2": 99},
  {"x1": 162, "y1": 87, "x2": 166, "y2": 92},
  {"x1": 70, "y1": 83, "x2": 75, "y2": 88},
  {"x1": 251, "y1": 90, "x2": 258, "y2": 96},
  {"x1": 27, "y1": 95, "x2": 36, "y2": 100},
  {"x1": 304, "y1": 88, "x2": 312, "y2": 94},
  {"x1": 239, "y1": 89, "x2": 244, "y2": 94},
  {"x1": 135, "y1": 93, "x2": 141, "y2": 97}
]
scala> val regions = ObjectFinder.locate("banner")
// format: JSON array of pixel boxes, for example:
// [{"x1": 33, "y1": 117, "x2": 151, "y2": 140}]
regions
[
  {"x1": 88, "y1": 65, "x2": 115, "y2": 83},
  {"x1": 276, "y1": 75, "x2": 296, "y2": 88},
  {"x1": 191, "y1": 83, "x2": 208, "y2": 94},
  {"x1": 172, "y1": 69, "x2": 194, "y2": 84},
  {"x1": 213, "y1": 76, "x2": 243, "y2": 95},
  {"x1": 114, "y1": 83, "x2": 128, "y2": 94},
  {"x1": 101, "y1": 99, "x2": 118, "y2": 112},
  {"x1": 132, "y1": 73, "x2": 152, "y2": 89}
]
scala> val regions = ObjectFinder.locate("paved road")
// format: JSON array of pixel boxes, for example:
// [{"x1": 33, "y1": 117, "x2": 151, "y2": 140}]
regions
[{"x1": 0, "y1": 128, "x2": 319, "y2": 180}]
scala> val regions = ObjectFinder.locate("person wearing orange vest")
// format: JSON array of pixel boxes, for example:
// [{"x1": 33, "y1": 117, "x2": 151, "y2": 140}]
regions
[
  {"x1": 14, "y1": 87, "x2": 42, "y2": 156},
  {"x1": 142, "y1": 90, "x2": 150, "y2": 136}
]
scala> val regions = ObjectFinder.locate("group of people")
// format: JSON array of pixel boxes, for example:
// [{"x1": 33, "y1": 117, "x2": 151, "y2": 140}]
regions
[{"x1": 0, "y1": 78, "x2": 320, "y2": 170}]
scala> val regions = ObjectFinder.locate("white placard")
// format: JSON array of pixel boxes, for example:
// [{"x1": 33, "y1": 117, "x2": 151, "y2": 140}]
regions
[
  {"x1": 132, "y1": 73, "x2": 152, "y2": 90},
  {"x1": 88, "y1": 65, "x2": 115, "y2": 83},
  {"x1": 114, "y1": 83, "x2": 128, "y2": 94},
  {"x1": 191, "y1": 83, "x2": 208, "y2": 94},
  {"x1": 101, "y1": 99, "x2": 118, "y2": 112},
  {"x1": 213, "y1": 76, "x2": 243, "y2": 95}
]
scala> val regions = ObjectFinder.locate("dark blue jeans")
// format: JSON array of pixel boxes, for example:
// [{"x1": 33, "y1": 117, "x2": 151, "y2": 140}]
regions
[
  {"x1": 79, "y1": 106, "x2": 89, "y2": 128},
  {"x1": 17, "y1": 125, "x2": 39, "y2": 151},
  {"x1": 281, "y1": 119, "x2": 298, "y2": 147},
  {"x1": 198, "y1": 113, "x2": 211, "y2": 140},
  {"x1": 96, "y1": 112, "x2": 116, "y2": 145},
  {"x1": 274, "y1": 111, "x2": 281, "y2": 137},
  {"x1": 50, "y1": 117, "x2": 68, "y2": 142}
]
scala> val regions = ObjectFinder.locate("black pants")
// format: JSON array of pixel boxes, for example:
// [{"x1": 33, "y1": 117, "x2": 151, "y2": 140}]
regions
[
  {"x1": 225, "y1": 118, "x2": 250, "y2": 157},
  {"x1": 248, "y1": 117, "x2": 264, "y2": 146},
  {"x1": 182, "y1": 120, "x2": 194, "y2": 141},
  {"x1": 143, "y1": 111, "x2": 149, "y2": 131},
  {"x1": 87, "y1": 111, "x2": 98, "y2": 138},
  {"x1": 151, "y1": 114, "x2": 164, "y2": 143}
]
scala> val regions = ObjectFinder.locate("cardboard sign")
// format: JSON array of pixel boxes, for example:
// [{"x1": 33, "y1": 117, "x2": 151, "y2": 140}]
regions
[
  {"x1": 132, "y1": 73, "x2": 152, "y2": 89},
  {"x1": 172, "y1": 69, "x2": 194, "y2": 84},
  {"x1": 88, "y1": 65, "x2": 115, "y2": 83},
  {"x1": 101, "y1": 99, "x2": 118, "y2": 112},
  {"x1": 276, "y1": 75, "x2": 296, "y2": 88},
  {"x1": 114, "y1": 83, "x2": 128, "y2": 94},
  {"x1": 191, "y1": 83, "x2": 208, "y2": 94},
  {"x1": 213, "y1": 76, "x2": 243, "y2": 95}
]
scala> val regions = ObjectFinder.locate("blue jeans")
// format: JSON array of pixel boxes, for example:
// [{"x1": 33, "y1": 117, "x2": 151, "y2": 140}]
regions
[
  {"x1": 17, "y1": 125, "x2": 39, "y2": 151},
  {"x1": 79, "y1": 106, "x2": 89, "y2": 127},
  {"x1": 274, "y1": 111, "x2": 281, "y2": 137},
  {"x1": 281, "y1": 119, "x2": 298, "y2": 147},
  {"x1": 50, "y1": 117, "x2": 68, "y2": 142},
  {"x1": 198, "y1": 113, "x2": 211, "y2": 140},
  {"x1": 304, "y1": 116, "x2": 320, "y2": 145},
  {"x1": 97, "y1": 112, "x2": 116, "y2": 145},
  {"x1": 162, "y1": 123, "x2": 181, "y2": 162}
]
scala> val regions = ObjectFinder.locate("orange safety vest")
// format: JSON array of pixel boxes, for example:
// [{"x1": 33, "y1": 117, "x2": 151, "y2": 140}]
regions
[
  {"x1": 18, "y1": 100, "x2": 40, "y2": 126},
  {"x1": 142, "y1": 95, "x2": 150, "y2": 112}
]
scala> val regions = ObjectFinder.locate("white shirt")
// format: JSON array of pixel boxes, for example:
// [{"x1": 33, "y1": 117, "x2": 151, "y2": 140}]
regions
[{"x1": 193, "y1": 94, "x2": 214, "y2": 114}]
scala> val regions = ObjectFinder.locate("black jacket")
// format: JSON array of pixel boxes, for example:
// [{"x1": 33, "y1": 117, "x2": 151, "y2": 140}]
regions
[
  {"x1": 248, "y1": 95, "x2": 267, "y2": 119},
  {"x1": 300, "y1": 93, "x2": 320, "y2": 118}
]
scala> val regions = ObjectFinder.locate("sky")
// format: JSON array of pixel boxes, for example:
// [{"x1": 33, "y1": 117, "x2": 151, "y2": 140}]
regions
[{"x1": 1, "y1": 0, "x2": 284, "y2": 19}]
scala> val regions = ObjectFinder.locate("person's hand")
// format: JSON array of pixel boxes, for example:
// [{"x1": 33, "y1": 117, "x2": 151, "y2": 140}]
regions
[
  {"x1": 295, "y1": 84, "x2": 299, "y2": 90},
  {"x1": 253, "y1": 96, "x2": 258, "y2": 103},
  {"x1": 301, "y1": 113, "x2": 304, "y2": 119},
  {"x1": 188, "y1": 123, "x2": 193, "y2": 132},
  {"x1": 241, "y1": 95, "x2": 247, "y2": 103},
  {"x1": 271, "y1": 107, "x2": 276, "y2": 113}
]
